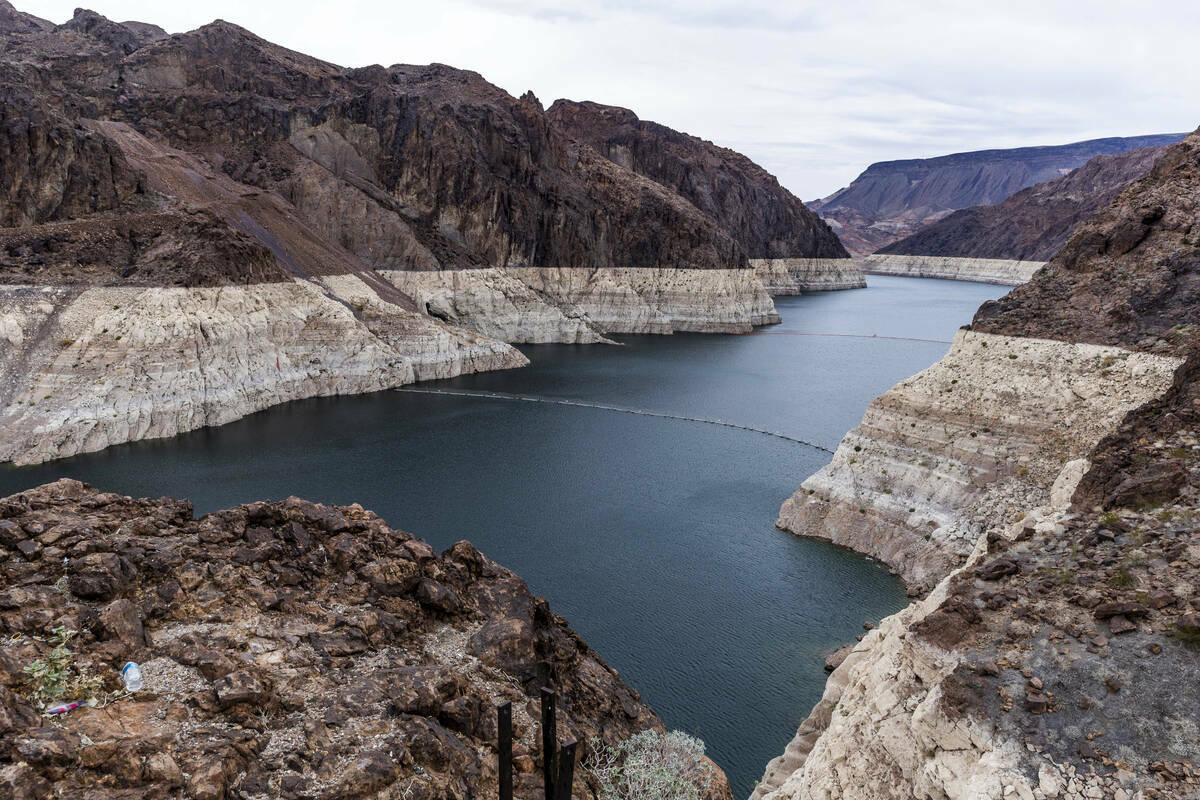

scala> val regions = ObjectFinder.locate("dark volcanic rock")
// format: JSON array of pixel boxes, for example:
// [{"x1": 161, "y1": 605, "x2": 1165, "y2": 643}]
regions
[
  {"x1": 548, "y1": 99, "x2": 848, "y2": 259},
  {"x1": 973, "y1": 128, "x2": 1200, "y2": 355},
  {"x1": 0, "y1": 87, "x2": 142, "y2": 228},
  {"x1": 0, "y1": 480, "x2": 728, "y2": 799},
  {"x1": 811, "y1": 133, "x2": 1187, "y2": 254},
  {"x1": 0, "y1": 10, "x2": 755, "y2": 276},
  {"x1": 879, "y1": 145, "x2": 1171, "y2": 261},
  {"x1": 0, "y1": 2, "x2": 822, "y2": 296}
]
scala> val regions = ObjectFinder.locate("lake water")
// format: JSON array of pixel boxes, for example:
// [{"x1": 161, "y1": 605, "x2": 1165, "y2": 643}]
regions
[{"x1": 0, "y1": 275, "x2": 1006, "y2": 797}]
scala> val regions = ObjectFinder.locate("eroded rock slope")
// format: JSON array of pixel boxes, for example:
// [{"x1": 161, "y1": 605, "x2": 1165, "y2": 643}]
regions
[{"x1": 760, "y1": 128, "x2": 1200, "y2": 799}]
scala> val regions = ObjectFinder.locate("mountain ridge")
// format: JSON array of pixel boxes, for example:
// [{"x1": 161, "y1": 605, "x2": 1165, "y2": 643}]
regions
[{"x1": 811, "y1": 132, "x2": 1188, "y2": 254}]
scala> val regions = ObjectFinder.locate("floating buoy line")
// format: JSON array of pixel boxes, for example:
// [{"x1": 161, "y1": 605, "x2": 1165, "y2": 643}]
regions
[{"x1": 394, "y1": 388, "x2": 836, "y2": 454}]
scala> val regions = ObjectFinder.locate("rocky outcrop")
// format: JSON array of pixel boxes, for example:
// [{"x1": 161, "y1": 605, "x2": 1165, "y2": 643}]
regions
[
  {"x1": 810, "y1": 134, "x2": 1186, "y2": 255},
  {"x1": 861, "y1": 254, "x2": 1045, "y2": 286},
  {"x1": 759, "y1": 422, "x2": 1200, "y2": 800},
  {"x1": 0, "y1": 280, "x2": 525, "y2": 465},
  {"x1": 777, "y1": 329, "x2": 1181, "y2": 592},
  {"x1": 750, "y1": 259, "x2": 866, "y2": 294},
  {"x1": 879, "y1": 145, "x2": 1171, "y2": 262},
  {"x1": 973, "y1": 132, "x2": 1200, "y2": 357},
  {"x1": 547, "y1": 99, "x2": 848, "y2": 260},
  {"x1": 761, "y1": 129, "x2": 1200, "y2": 799},
  {"x1": 0, "y1": 479, "x2": 733, "y2": 799}
]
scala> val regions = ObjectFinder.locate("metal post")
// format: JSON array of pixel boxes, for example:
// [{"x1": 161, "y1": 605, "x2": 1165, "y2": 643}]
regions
[
  {"x1": 498, "y1": 702, "x2": 512, "y2": 800},
  {"x1": 553, "y1": 739, "x2": 577, "y2": 800},
  {"x1": 541, "y1": 687, "x2": 557, "y2": 800}
]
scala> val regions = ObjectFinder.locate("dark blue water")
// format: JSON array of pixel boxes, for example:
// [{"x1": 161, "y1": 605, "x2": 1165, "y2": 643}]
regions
[{"x1": 0, "y1": 276, "x2": 1005, "y2": 797}]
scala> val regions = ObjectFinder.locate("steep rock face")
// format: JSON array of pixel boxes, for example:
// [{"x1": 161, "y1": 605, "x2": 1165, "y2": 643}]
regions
[
  {"x1": 811, "y1": 134, "x2": 1186, "y2": 255},
  {"x1": 0, "y1": 280, "x2": 525, "y2": 465},
  {"x1": 750, "y1": 259, "x2": 866, "y2": 294},
  {"x1": 386, "y1": 267, "x2": 782, "y2": 341},
  {"x1": 87, "y1": 21, "x2": 746, "y2": 274},
  {"x1": 974, "y1": 130, "x2": 1200, "y2": 356},
  {"x1": 861, "y1": 254, "x2": 1045, "y2": 286},
  {"x1": 383, "y1": 268, "x2": 606, "y2": 344},
  {"x1": 0, "y1": 88, "x2": 142, "y2": 228},
  {"x1": 880, "y1": 145, "x2": 1171, "y2": 262},
  {"x1": 760, "y1": 429, "x2": 1200, "y2": 800},
  {"x1": 762, "y1": 129, "x2": 1200, "y2": 799},
  {"x1": 548, "y1": 99, "x2": 848, "y2": 260},
  {"x1": 507, "y1": 267, "x2": 779, "y2": 333},
  {"x1": 0, "y1": 479, "x2": 733, "y2": 799},
  {"x1": 777, "y1": 330, "x2": 1181, "y2": 592}
]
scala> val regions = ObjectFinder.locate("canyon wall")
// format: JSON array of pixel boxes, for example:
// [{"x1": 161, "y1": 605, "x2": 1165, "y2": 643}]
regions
[
  {"x1": 0, "y1": 280, "x2": 524, "y2": 465},
  {"x1": 547, "y1": 99, "x2": 848, "y2": 260},
  {"x1": 384, "y1": 267, "x2": 781, "y2": 341},
  {"x1": 761, "y1": 129, "x2": 1200, "y2": 799},
  {"x1": 776, "y1": 329, "x2": 1181, "y2": 592},
  {"x1": 861, "y1": 255, "x2": 1045, "y2": 286}
]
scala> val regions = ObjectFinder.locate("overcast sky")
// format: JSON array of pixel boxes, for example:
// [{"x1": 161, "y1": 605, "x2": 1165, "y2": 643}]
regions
[{"x1": 18, "y1": 0, "x2": 1200, "y2": 199}]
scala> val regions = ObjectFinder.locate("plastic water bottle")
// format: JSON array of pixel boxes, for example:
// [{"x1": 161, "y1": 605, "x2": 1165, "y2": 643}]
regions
[{"x1": 121, "y1": 662, "x2": 143, "y2": 692}]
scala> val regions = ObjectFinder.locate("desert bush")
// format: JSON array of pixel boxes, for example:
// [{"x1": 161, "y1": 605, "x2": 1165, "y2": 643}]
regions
[{"x1": 588, "y1": 730, "x2": 715, "y2": 800}]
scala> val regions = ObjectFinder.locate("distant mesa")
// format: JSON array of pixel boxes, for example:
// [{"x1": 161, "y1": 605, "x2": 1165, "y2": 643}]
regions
[
  {"x1": 811, "y1": 133, "x2": 1188, "y2": 255},
  {"x1": 879, "y1": 143, "x2": 1174, "y2": 262}
]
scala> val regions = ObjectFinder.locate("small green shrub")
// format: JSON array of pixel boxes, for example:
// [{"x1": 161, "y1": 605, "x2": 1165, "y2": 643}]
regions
[
  {"x1": 588, "y1": 730, "x2": 715, "y2": 800},
  {"x1": 22, "y1": 628, "x2": 106, "y2": 709}
]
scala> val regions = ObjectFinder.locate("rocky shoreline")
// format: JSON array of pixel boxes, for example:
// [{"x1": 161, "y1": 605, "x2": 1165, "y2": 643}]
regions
[
  {"x1": 776, "y1": 329, "x2": 1182, "y2": 592},
  {"x1": 750, "y1": 259, "x2": 867, "y2": 295},
  {"x1": 757, "y1": 128, "x2": 1200, "y2": 799},
  {"x1": 385, "y1": 266, "x2": 788, "y2": 342}
]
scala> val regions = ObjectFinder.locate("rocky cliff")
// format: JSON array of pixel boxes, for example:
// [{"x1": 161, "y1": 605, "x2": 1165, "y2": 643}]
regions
[
  {"x1": 0, "y1": 2, "x2": 865, "y2": 463},
  {"x1": 879, "y1": 145, "x2": 1171, "y2": 262},
  {"x1": 0, "y1": 478, "x2": 733, "y2": 799},
  {"x1": 811, "y1": 134, "x2": 1186, "y2": 255},
  {"x1": 759, "y1": 129, "x2": 1200, "y2": 798},
  {"x1": 547, "y1": 100, "x2": 848, "y2": 260}
]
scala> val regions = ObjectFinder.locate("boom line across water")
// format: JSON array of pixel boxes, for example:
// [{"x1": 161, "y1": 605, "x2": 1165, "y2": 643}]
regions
[{"x1": 395, "y1": 388, "x2": 835, "y2": 453}]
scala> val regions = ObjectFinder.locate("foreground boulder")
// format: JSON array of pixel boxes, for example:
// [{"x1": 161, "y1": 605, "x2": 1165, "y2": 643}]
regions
[{"x1": 0, "y1": 479, "x2": 731, "y2": 799}]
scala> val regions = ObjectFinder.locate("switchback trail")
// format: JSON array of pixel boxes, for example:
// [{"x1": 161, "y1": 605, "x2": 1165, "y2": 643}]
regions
[{"x1": 395, "y1": 387, "x2": 836, "y2": 453}]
